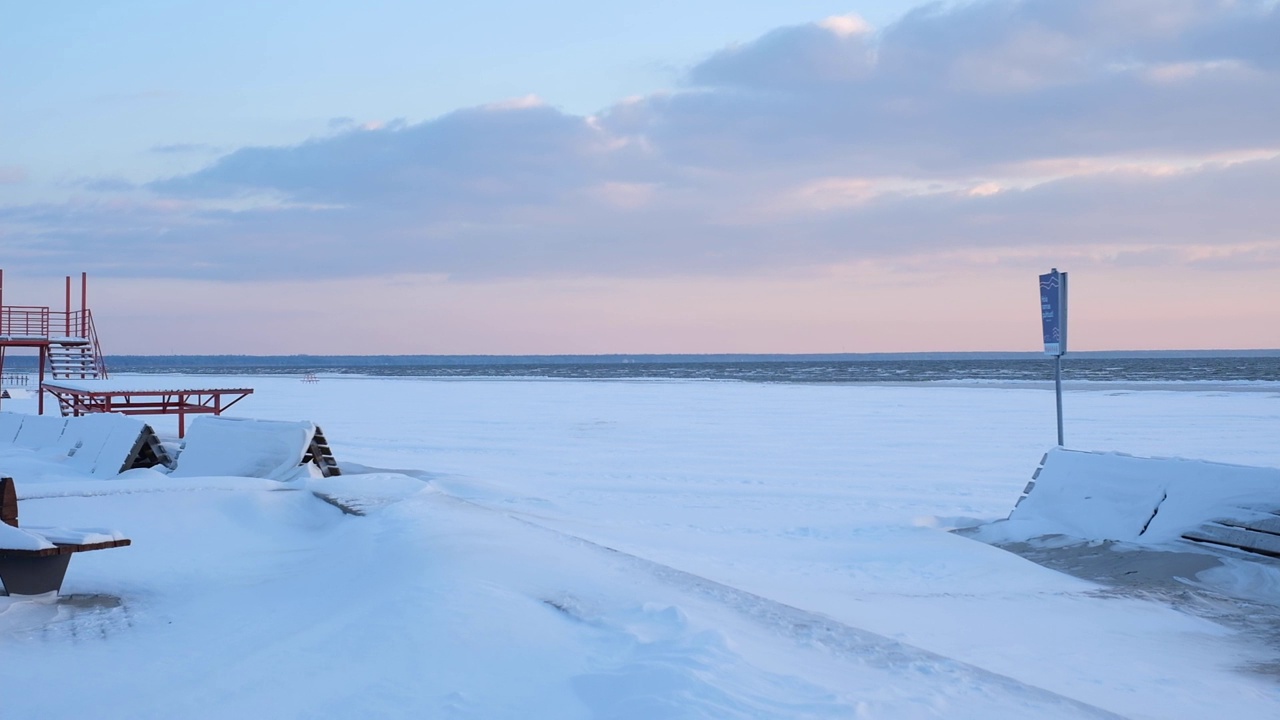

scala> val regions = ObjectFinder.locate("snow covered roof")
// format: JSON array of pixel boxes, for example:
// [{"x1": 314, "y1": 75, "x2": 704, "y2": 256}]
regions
[{"x1": 41, "y1": 377, "x2": 252, "y2": 393}]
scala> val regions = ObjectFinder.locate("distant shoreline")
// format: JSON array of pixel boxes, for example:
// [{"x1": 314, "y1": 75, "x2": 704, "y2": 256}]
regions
[
  {"x1": 72, "y1": 348, "x2": 1280, "y2": 367},
  {"x1": 3, "y1": 351, "x2": 1278, "y2": 384}
]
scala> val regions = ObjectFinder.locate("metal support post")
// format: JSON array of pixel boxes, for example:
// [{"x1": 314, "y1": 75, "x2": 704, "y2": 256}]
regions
[
  {"x1": 37, "y1": 347, "x2": 46, "y2": 415},
  {"x1": 81, "y1": 272, "x2": 88, "y2": 339},
  {"x1": 1054, "y1": 355, "x2": 1064, "y2": 446}
]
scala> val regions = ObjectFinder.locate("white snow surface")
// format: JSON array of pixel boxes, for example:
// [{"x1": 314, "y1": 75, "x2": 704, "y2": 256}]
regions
[
  {"x1": 1, "y1": 374, "x2": 1279, "y2": 719},
  {"x1": 0, "y1": 522, "x2": 55, "y2": 551},
  {"x1": 37, "y1": 377, "x2": 251, "y2": 392},
  {"x1": 17, "y1": 526, "x2": 128, "y2": 545}
]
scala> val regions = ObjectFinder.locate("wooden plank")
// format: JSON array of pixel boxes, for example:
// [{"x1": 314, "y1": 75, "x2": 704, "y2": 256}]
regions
[
  {"x1": 57, "y1": 538, "x2": 132, "y2": 553},
  {"x1": 306, "y1": 426, "x2": 342, "y2": 477},
  {"x1": 0, "y1": 546, "x2": 62, "y2": 558},
  {"x1": 0, "y1": 539, "x2": 131, "y2": 559},
  {"x1": 1214, "y1": 515, "x2": 1280, "y2": 538},
  {"x1": 1183, "y1": 524, "x2": 1280, "y2": 558},
  {"x1": 1, "y1": 476, "x2": 16, "y2": 527}
]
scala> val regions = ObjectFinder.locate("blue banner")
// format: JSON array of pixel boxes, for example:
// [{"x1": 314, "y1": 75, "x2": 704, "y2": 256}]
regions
[{"x1": 1039, "y1": 269, "x2": 1067, "y2": 355}]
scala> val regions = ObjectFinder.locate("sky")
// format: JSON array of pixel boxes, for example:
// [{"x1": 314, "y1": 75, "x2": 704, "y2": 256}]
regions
[{"x1": 2, "y1": 0, "x2": 1278, "y2": 355}]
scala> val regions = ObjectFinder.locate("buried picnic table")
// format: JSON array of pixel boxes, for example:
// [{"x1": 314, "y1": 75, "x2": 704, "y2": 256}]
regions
[{"x1": 0, "y1": 477, "x2": 130, "y2": 596}]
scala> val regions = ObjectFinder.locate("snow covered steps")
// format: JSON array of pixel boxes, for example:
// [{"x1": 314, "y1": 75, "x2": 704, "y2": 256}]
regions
[
  {"x1": 46, "y1": 342, "x2": 103, "y2": 380},
  {"x1": 300, "y1": 426, "x2": 341, "y2": 477},
  {"x1": 1003, "y1": 448, "x2": 1280, "y2": 560}
]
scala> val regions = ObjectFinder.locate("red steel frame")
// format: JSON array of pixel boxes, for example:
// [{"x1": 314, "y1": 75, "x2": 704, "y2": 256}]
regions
[
  {"x1": 41, "y1": 383, "x2": 254, "y2": 437},
  {"x1": 2, "y1": 270, "x2": 248, "y2": 436}
]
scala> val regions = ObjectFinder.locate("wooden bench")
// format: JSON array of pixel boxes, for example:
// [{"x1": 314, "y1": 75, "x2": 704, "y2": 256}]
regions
[{"x1": 0, "y1": 477, "x2": 131, "y2": 596}]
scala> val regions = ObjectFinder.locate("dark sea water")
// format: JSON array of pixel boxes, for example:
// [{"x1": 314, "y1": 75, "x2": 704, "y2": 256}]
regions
[
  {"x1": 4, "y1": 353, "x2": 1277, "y2": 384},
  {"x1": 53, "y1": 353, "x2": 1280, "y2": 384}
]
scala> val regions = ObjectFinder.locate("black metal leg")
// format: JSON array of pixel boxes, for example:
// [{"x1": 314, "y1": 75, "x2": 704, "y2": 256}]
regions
[{"x1": 0, "y1": 554, "x2": 73, "y2": 595}]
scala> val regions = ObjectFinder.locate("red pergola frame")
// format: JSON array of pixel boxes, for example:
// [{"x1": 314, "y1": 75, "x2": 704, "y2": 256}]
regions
[{"x1": 41, "y1": 383, "x2": 254, "y2": 437}]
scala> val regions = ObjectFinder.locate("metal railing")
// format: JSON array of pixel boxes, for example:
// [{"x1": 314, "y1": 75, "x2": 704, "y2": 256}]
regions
[
  {"x1": 0, "y1": 306, "x2": 50, "y2": 337},
  {"x1": 84, "y1": 309, "x2": 108, "y2": 378},
  {"x1": 58, "y1": 309, "x2": 92, "y2": 340},
  {"x1": 0, "y1": 305, "x2": 108, "y2": 378}
]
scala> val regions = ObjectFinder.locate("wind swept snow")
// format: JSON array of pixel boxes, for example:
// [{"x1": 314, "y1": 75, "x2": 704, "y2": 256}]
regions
[{"x1": 1, "y1": 376, "x2": 1279, "y2": 718}]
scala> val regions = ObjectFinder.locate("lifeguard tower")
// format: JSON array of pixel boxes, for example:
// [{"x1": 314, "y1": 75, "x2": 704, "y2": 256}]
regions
[{"x1": 0, "y1": 270, "x2": 252, "y2": 436}]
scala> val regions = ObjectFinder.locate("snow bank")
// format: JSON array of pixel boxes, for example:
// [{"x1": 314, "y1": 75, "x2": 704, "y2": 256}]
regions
[
  {"x1": 170, "y1": 416, "x2": 318, "y2": 481},
  {"x1": 980, "y1": 448, "x2": 1280, "y2": 546}
]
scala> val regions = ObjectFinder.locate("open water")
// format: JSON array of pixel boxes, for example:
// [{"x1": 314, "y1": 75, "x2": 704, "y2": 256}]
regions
[{"x1": 39, "y1": 353, "x2": 1280, "y2": 384}]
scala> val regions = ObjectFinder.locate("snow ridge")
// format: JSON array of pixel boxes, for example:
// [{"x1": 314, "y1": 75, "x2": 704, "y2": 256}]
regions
[{"x1": 459, "y1": 496, "x2": 1130, "y2": 719}]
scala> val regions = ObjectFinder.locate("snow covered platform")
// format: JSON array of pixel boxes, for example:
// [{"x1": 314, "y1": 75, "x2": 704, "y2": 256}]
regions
[
  {"x1": 41, "y1": 377, "x2": 253, "y2": 437},
  {"x1": 982, "y1": 448, "x2": 1280, "y2": 559},
  {"x1": 0, "y1": 411, "x2": 171, "y2": 477},
  {"x1": 171, "y1": 416, "x2": 341, "y2": 480}
]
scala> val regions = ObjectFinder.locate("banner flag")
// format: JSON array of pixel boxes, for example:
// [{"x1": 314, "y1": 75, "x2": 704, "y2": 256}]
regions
[{"x1": 1039, "y1": 269, "x2": 1067, "y2": 356}]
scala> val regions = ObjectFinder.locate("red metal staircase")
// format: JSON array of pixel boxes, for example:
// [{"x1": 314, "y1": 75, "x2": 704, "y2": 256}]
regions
[
  {"x1": 0, "y1": 308, "x2": 108, "y2": 380},
  {"x1": 46, "y1": 310, "x2": 108, "y2": 380},
  {"x1": 0, "y1": 271, "x2": 110, "y2": 415}
]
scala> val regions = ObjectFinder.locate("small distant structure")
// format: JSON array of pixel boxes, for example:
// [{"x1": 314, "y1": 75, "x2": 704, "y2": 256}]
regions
[
  {"x1": 0, "y1": 270, "x2": 253, "y2": 436},
  {"x1": 1, "y1": 372, "x2": 28, "y2": 387},
  {"x1": 302, "y1": 373, "x2": 319, "y2": 383}
]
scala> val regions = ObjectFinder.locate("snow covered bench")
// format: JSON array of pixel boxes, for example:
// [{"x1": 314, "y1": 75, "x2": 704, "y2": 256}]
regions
[
  {"x1": 0, "y1": 411, "x2": 173, "y2": 476},
  {"x1": 170, "y1": 416, "x2": 341, "y2": 480},
  {"x1": 995, "y1": 448, "x2": 1280, "y2": 556},
  {"x1": 0, "y1": 477, "x2": 131, "y2": 596}
]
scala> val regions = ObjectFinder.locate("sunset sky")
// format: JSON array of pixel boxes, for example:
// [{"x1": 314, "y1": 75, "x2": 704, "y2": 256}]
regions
[{"x1": 3, "y1": 0, "x2": 1278, "y2": 354}]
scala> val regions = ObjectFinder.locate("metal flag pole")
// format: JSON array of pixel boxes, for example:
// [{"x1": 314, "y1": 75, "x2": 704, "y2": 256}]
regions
[{"x1": 1055, "y1": 354, "x2": 1064, "y2": 446}]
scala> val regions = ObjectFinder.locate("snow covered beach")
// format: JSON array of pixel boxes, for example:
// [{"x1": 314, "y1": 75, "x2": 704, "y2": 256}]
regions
[{"x1": 2, "y1": 375, "x2": 1280, "y2": 718}]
